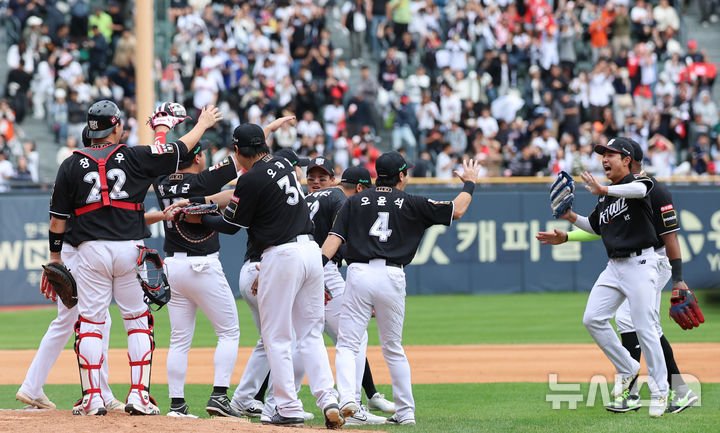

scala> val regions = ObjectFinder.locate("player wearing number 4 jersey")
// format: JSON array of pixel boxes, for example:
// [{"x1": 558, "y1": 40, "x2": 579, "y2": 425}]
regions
[
  {"x1": 47, "y1": 101, "x2": 222, "y2": 416},
  {"x1": 322, "y1": 152, "x2": 481, "y2": 425},
  {"x1": 154, "y1": 141, "x2": 243, "y2": 418}
]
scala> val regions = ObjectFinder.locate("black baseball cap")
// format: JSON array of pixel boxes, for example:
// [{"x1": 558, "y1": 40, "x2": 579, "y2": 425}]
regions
[
  {"x1": 191, "y1": 139, "x2": 213, "y2": 155},
  {"x1": 275, "y1": 148, "x2": 310, "y2": 167},
  {"x1": 376, "y1": 151, "x2": 413, "y2": 178},
  {"x1": 86, "y1": 100, "x2": 123, "y2": 139},
  {"x1": 308, "y1": 156, "x2": 334, "y2": 177},
  {"x1": 594, "y1": 137, "x2": 635, "y2": 160},
  {"x1": 341, "y1": 166, "x2": 372, "y2": 186},
  {"x1": 232, "y1": 123, "x2": 266, "y2": 148},
  {"x1": 628, "y1": 139, "x2": 643, "y2": 162}
]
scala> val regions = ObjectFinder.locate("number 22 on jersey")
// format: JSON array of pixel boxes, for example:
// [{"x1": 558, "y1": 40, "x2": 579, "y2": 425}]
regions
[{"x1": 83, "y1": 169, "x2": 129, "y2": 203}]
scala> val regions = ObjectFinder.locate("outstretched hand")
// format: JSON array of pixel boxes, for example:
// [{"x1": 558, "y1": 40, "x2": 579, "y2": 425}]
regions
[
  {"x1": 454, "y1": 158, "x2": 480, "y2": 183},
  {"x1": 197, "y1": 105, "x2": 224, "y2": 129},
  {"x1": 581, "y1": 171, "x2": 607, "y2": 195},
  {"x1": 536, "y1": 229, "x2": 568, "y2": 245}
]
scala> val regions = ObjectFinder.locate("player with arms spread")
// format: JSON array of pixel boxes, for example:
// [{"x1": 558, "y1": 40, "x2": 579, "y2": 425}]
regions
[
  {"x1": 553, "y1": 138, "x2": 669, "y2": 417},
  {"x1": 183, "y1": 123, "x2": 344, "y2": 428},
  {"x1": 46, "y1": 100, "x2": 222, "y2": 416},
  {"x1": 537, "y1": 139, "x2": 701, "y2": 413},
  {"x1": 321, "y1": 152, "x2": 480, "y2": 425}
]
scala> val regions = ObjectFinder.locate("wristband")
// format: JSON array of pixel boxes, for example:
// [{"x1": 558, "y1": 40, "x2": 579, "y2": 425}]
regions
[
  {"x1": 670, "y1": 258, "x2": 683, "y2": 283},
  {"x1": 322, "y1": 255, "x2": 330, "y2": 267},
  {"x1": 188, "y1": 196, "x2": 205, "y2": 204},
  {"x1": 49, "y1": 231, "x2": 64, "y2": 253},
  {"x1": 153, "y1": 130, "x2": 167, "y2": 146},
  {"x1": 462, "y1": 180, "x2": 475, "y2": 195}
]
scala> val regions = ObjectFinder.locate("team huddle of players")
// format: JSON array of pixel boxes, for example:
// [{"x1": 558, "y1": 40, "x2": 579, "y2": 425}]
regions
[{"x1": 20, "y1": 100, "x2": 481, "y2": 428}]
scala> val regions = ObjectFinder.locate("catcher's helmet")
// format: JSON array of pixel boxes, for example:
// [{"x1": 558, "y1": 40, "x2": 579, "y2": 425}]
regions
[{"x1": 86, "y1": 100, "x2": 123, "y2": 139}]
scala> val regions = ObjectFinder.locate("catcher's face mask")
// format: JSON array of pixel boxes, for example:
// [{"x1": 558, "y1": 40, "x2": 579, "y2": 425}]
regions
[{"x1": 136, "y1": 246, "x2": 171, "y2": 310}]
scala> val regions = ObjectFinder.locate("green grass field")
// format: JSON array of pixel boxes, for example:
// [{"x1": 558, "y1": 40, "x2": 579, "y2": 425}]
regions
[{"x1": 3, "y1": 292, "x2": 718, "y2": 432}]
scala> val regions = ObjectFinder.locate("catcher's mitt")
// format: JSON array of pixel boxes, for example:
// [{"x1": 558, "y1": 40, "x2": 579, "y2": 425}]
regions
[
  {"x1": 41, "y1": 263, "x2": 78, "y2": 308},
  {"x1": 136, "y1": 245, "x2": 171, "y2": 310},
  {"x1": 147, "y1": 102, "x2": 190, "y2": 129},
  {"x1": 174, "y1": 203, "x2": 220, "y2": 244},
  {"x1": 550, "y1": 171, "x2": 575, "y2": 219},
  {"x1": 670, "y1": 285, "x2": 705, "y2": 330}
]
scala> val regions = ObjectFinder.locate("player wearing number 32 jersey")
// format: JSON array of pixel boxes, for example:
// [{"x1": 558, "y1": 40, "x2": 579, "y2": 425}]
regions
[{"x1": 321, "y1": 151, "x2": 481, "y2": 425}]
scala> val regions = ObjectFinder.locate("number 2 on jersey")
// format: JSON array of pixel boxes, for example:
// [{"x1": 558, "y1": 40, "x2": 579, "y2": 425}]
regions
[
  {"x1": 83, "y1": 169, "x2": 129, "y2": 203},
  {"x1": 369, "y1": 212, "x2": 392, "y2": 242}
]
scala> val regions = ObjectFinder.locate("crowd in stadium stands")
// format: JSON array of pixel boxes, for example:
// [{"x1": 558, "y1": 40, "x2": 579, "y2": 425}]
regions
[{"x1": 2, "y1": 0, "x2": 720, "y2": 188}]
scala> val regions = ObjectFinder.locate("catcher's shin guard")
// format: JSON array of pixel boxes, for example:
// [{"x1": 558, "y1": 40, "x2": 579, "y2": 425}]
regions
[
  {"x1": 74, "y1": 316, "x2": 106, "y2": 414},
  {"x1": 124, "y1": 310, "x2": 159, "y2": 413}
]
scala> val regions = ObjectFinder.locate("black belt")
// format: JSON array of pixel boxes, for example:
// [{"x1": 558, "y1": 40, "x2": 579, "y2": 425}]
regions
[
  {"x1": 610, "y1": 247, "x2": 651, "y2": 259},
  {"x1": 166, "y1": 251, "x2": 208, "y2": 257},
  {"x1": 352, "y1": 259, "x2": 403, "y2": 268}
]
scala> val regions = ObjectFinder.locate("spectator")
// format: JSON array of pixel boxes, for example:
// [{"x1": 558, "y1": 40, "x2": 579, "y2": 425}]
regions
[
  {"x1": 357, "y1": 65, "x2": 380, "y2": 105},
  {"x1": 88, "y1": 7, "x2": 113, "y2": 42},
  {"x1": 113, "y1": 29, "x2": 136, "y2": 69},
  {"x1": 445, "y1": 121, "x2": 467, "y2": 155},
  {"x1": 49, "y1": 88, "x2": 69, "y2": 144},
  {"x1": 297, "y1": 111, "x2": 324, "y2": 139},
  {"x1": 341, "y1": 0, "x2": 368, "y2": 65},
  {"x1": 22, "y1": 140, "x2": 39, "y2": 183},
  {"x1": 57, "y1": 135, "x2": 79, "y2": 165},
  {"x1": 653, "y1": 0, "x2": 680, "y2": 34},
  {"x1": 191, "y1": 67, "x2": 219, "y2": 111},
  {"x1": 391, "y1": 94, "x2": 417, "y2": 158},
  {"x1": 66, "y1": 91, "x2": 87, "y2": 144},
  {"x1": 5, "y1": 60, "x2": 32, "y2": 124},
  {"x1": 0, "y1": 99, "x2": 16, "y2": 145},
  {"x1": 388, "y1": 0, "x2": 411, "y2": 37},
  {"x1": 435, "y1": 142, "x2": 456, "y2": 179},
  {"x1": 439, "y1": 83, "x2": 461, "y2": 128},
  {"x1": 12, "y1": 155, "x2": 32, "y2": 183},
  {"x1": 412, "y1": 151, "x2": 433, "y2": 177},
  {"x1": 694, "y1": 90, "x2": 718, "y2": 128},
  {"x1": 88, "y1": 26, "x2": 109, "y2": 81},
  {"x1": 0, "y1": 148, "x2": 13, "y2": 192},
  {"x1": 692, "y1": 134, "x2": 712, "y2": 174},
  {"x1": 274, "y1": 119, "x2": 298, "y2": 150},
  {"x1": 367, "y1": 0, "x2": 388, "y2": 56},
  {"x1": 476, "y1": 107, "x2": 499, "y2": 139}
]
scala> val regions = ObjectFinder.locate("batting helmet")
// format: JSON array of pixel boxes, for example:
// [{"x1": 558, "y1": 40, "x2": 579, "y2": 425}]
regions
[{"x1": 86, "y1": 100, "x2": 123, "y2": 139}]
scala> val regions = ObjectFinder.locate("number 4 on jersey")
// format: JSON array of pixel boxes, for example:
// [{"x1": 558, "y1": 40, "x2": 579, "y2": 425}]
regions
[{"x1": 369, "y1": 212, "x2": 392, "y2": 242}]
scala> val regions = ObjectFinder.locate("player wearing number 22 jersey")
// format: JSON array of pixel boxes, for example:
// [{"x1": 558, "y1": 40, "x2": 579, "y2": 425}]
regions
[{"x1": 321, "y1": 151, "x2": 480, "y2": 425}]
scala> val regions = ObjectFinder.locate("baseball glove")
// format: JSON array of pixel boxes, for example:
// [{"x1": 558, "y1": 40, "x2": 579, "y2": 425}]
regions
[
  {"x1": 669, "y1": 285, "x2": 705, "y2": 330},
  {"x1": 550, "y1": 171, "x2": 575, "y2": 219},
  {"x1": 41, "y1": 263, "x2": 78, "y2": 309},
  {"x1": 147, "y1": 102, "x2": 191, "y2": 129},
  {"x1": 174, "y1": 203, "x2": 220, "y2": 244}
]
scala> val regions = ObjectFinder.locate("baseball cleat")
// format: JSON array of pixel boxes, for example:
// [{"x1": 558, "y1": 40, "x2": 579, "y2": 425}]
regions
[
  {"x1": 125, "y1": 399, "x2": 160, "y2": 415},
  {"x1": 206, "y1": 393, "x2": 245, "y2": 418},
  {"x1": 106, "y1": 398, "x2": 127, "y2": 411},
  {"x1": 16, "y1": 390, "x2": 56, "y2": 410},
  {"x1": 649, "y1": 394, "x2": 668, "y2": 418},
  {"x1": 605, "y1": 390, "x2": 641, "y2": 413},
  {"x1": 230, "y1": 398, "x2": 263, "y2": 418},
  {"x1": 666, "y1": 389, "x2": 698, "y2": 414},
  {"x1": 262, "y1": 413, "x2": 304, "y2": 427},
  {"x1": 610, "y1": 367, "x2": 640, "y2": 400},
  {"x1": 340, "y1": 401, "x2": 358, "y2": 419},
  {"x1": 368, "y1": 392, "x2": 395, "y2": 414},
  {"x1": 323, "y1": 403, "x2": 345, "y2": 429},
  {"x1": 345, "y1": 405, "x2": 388, "y2": 425},
  {"x1": 167, "y1": 402, "x2": 198, "y2": 418},
  {"x1": 387, "y1": 414, "x2": 416, "y2": 425}
]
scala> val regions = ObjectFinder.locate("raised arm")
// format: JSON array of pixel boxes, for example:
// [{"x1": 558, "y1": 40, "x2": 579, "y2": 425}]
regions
[{"x1": 451, "y1": 159, "x2": 481, "y2": 220}]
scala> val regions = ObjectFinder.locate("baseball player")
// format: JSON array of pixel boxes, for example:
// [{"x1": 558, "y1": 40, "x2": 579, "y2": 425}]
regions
[
  {"x1": 306, "y1": 166, "x2": 391, "y2": 425},
  {"x1": 537, "y1": 140, "x2": 699, "y2": 414},
  {"x1": 153, "y1": 141, "x2": 243, "y2": 418},
  {"x1": 46, "y1": 100, "x2": 222, "y2": 416},
  {"x1": 307, "y1": 157, "x2": 336, "y2": 193},
  {"x1": 553, "y1": 138, "x2": 669, "y2": 417},
  {"x1": 186, "y1": 123, "x2": 344, "y2": 428},
  {"x1": 321, "y1": 152, "x2": 481, "y2": 425}
]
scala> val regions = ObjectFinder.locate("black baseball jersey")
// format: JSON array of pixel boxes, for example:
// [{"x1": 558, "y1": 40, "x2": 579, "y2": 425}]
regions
[
  {"x1": 221, "y1": 154, "x2": 313, "y2": 253},
  {"x1": 154, "y1": 156, "x2": 238, "y2": 255},
  {"x1": 329, "y1": 186, "x2": 454, "y2": 266},
  {"x1": 589, "y1": 173, "x2": 658, "y2": 258},
  {"x1": 306, "y1": 186, "x2": 347, "y2": 262},
  {"x1": 50, "y1": 141, "x2": 182, "y2": 245},
  {"x1": 647, "y1": 175, "x2": 679, "y2": 248}
]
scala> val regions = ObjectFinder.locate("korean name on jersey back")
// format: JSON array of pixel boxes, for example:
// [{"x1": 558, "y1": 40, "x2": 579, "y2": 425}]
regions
[
  {"x1": 49, "y1": 142, "x2": 181, "y2": 245},
  {"x1": 221, "y1": 155, "x2": 313, "y2": 252}
]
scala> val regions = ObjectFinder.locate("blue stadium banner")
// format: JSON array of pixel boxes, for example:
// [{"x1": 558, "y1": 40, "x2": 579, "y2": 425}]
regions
[{"x1": 1, "y1": 186, "x2": 719, "y2": 305}]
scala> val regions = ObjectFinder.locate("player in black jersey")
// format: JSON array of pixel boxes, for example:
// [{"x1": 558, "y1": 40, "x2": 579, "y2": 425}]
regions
[
  {"x1": 555, "y1": 137, "x2": 670, "y2": 417},
  {"x1": 537, "y1": 140, "x2": 698, "y2": 413},
  {"x1": 153, "y1": 142, "x2": 243, "y2": 418},
  {"x1": 306, "y1": 166, "x2": 391, "y2": 425},
  {"x1": 321, "y1": 151, "x2": 481, "y2": 425},
  {"x1": 184, "y1": 123, "x2": 344, "y2": 428},
  {"x1": 307, "y1": 157, "x2": 336, "y2": 193},
  {"x1": 46, "y1": 100, "x2": 223, "y2": 416}
]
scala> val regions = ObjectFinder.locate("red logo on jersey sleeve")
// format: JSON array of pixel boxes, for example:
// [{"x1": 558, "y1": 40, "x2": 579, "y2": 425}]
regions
[{"x1": 660, "y1": 204, "x2": 674, "y2": 212}]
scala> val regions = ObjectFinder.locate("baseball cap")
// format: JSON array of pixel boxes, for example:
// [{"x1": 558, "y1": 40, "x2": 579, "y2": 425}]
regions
[
  {"x1": 232, "y1": 124, "x2": 265, "y2": 148},
  {"x1": 275, "y1": 148, "x2": 310, "y2": 167},
  {"x1": 688, "y1": 39, "x2": 698, "y2": 49},
  {"x1": 191, "y1": 139, "x2": 212, "y2": 155},
  {"x1": 340, "y1": 166, "x2": 372, "y2": 186},
  {"x1": 86, "y1": 100, "x2": 123, "y2": 139},
  {"x1": 376, "y1": 151, "x2": 413, "y2": 178},
  {"x1": 308, "y1": 156, "x2": 334, "y2": 177},
  {"x1": 594, "y1": 137, "x2": 635, "y2": 160},
  {"x1": 628, "y1": 139, "x2": 643, "y2": 162}
]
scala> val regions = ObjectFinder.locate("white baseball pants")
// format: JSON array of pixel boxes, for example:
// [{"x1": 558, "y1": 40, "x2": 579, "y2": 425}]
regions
[
  {"x1": 165, "y1": 252, "x2": 239, "y2": 398},
  {"x1": 75, "y1": 240, "x2": 154, "y2": 408},
  {"x1": 615, "y1": 250, "x2": 671, "y2": 336},
  {"x1": 19, "y1": 244, "x2": 115, "y2": 404},
  {"x1": 336, "y1": 260, "x2": 415, "y2": 422},
  {"x1": 583, "y1": 248, "x2": 669, "y2": 398},
  {"x1": 257, "y1": 238, "x2": 338, "y2": 418}
]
